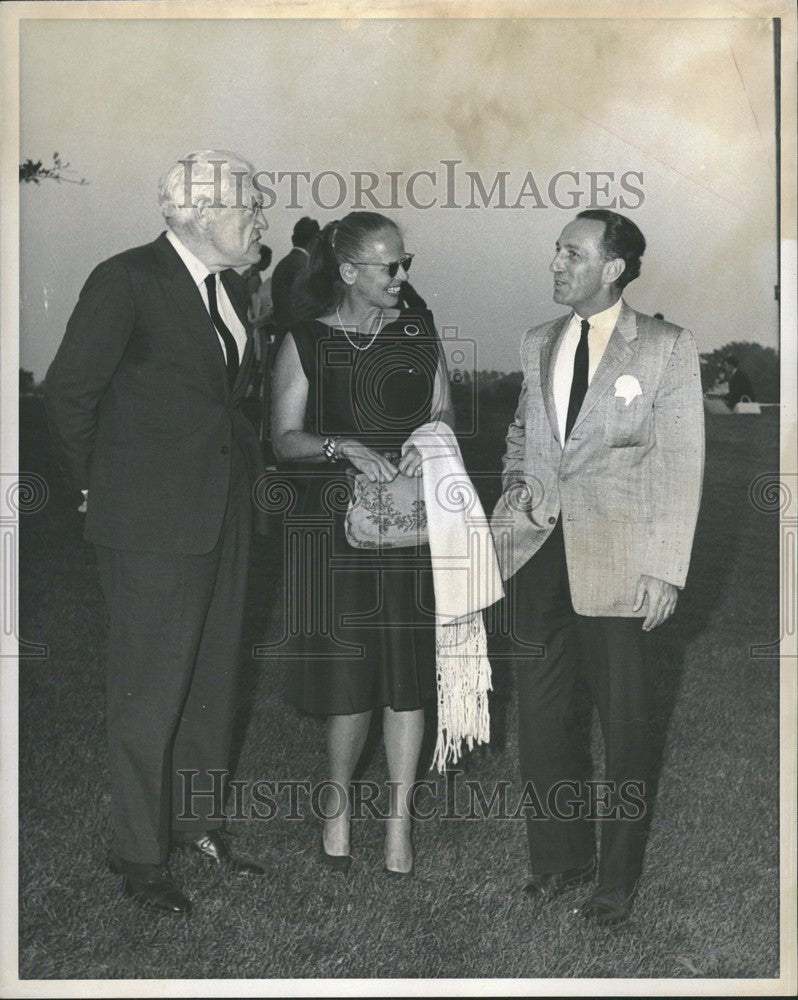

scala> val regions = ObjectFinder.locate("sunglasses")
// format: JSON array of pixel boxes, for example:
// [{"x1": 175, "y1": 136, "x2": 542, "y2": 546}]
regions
[{"x1": 350, "y1": 253, "x2": 414, "y2": 279}]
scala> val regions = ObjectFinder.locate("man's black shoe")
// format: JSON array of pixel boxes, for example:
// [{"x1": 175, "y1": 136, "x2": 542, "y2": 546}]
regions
[
  {"x1": 108, "y1": 853, "x2": 192, "y2": 915},
  {"x1": 581, "y1": 883, "x2": 637, "y2": 926},
  {"x1": 177, "y1": 830, "x2": 266, "y2": 876},
  {"x1": 522, "y1": 857, "x2": 596, "y2": 902}
]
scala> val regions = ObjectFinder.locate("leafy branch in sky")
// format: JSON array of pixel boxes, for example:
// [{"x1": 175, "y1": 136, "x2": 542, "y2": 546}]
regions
[{"x1": 19, "y1": 153, "x2": 88, "y2": 186}]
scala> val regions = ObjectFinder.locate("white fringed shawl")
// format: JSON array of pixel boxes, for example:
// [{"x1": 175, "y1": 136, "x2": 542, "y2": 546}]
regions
[{"x1": 408, "y1": 421, "x2": 504, "y2": 771}]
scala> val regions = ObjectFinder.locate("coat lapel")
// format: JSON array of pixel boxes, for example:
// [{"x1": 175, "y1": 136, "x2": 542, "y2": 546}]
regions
[
  {"x1": 569, "y1": 301, "x2": 638, "y2": 434},
  {"x1": 153, "y1": 233, "x2": 229, "y2": 395},
  {"x1": 539, "y1": 314, "x2": 571, "y2": 448},
  {"x1": 220, "y1": 269, "x2": 254, "y2": 397},
  {"x1": 220, "y1": 268, "x2": 249, "y2": 329}
]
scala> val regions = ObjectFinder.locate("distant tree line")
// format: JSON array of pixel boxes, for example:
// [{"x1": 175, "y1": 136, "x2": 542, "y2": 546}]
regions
[
  {"x1": 20, "y1": 369, "x2": 41, "y2": 396},
  {"x1": 455, "y1": 342, "x2": 780, "y2": 406},
  {"x1": 20, "y1": 341, "x2": 780, "y2": 407}
]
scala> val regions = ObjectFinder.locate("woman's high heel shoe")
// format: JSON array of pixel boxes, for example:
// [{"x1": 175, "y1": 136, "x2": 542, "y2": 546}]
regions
[
  {"x1": 319, "y1": 830, "x2": 352, "y2": 873},
  {"x1": 383, "y1": 835, "x2": 415, "y2": 878},
  {"x1": 383, "y1": 860, "x2": 415, "y2": 878}
]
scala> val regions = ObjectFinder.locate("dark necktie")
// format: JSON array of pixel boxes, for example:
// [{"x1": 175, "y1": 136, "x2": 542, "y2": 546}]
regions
[
  {"x1": 565, "y1": 318, "x2": 590, "y2": 439},
  {"x1": 204, "y1": 273, "x2": 240, "y2": 386}
]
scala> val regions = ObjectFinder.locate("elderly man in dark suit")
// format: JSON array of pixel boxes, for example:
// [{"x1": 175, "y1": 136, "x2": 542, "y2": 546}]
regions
[
  {"x1": 45, "y1": 150, "x2": 268, "y2": 915},
  {"x1": 492, "y1": 209, "x2": 704, "y2": 925}
]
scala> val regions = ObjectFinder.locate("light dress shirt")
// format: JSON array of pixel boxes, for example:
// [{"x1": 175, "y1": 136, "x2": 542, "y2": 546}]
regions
[
  {"x1": 166, "y1": 228, "x2": 247, "y2": 363},
  {"x1": 552, "y1": 297, "x2": 624, "y2": 445}
]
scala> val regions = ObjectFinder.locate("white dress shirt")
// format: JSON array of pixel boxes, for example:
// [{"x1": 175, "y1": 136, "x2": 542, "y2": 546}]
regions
[
  {"x1": 552, "y1": 297, "x2": 624, "y2": 445},
  {"x1": 166, "y1": 228, "x2": 247, "y2": 363}
]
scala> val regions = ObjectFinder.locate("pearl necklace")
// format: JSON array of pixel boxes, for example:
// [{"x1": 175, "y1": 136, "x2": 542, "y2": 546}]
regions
[{"x1": 336, "y1": 306, "x2": 383, "y2": 351}]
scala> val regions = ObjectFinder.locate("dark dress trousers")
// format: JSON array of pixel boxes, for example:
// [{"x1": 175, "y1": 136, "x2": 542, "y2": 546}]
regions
[
  {"x1": 509, "y1": 520, "x2": 650, "y2": 889},
  {"x1": 45, "y1": 233, "x2": 265, "y2": 864}
]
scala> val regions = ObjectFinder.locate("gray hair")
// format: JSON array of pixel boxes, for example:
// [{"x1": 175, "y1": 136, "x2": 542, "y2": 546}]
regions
[{"x1": 158, "y1": 149, "x2": 255, "y2": 225}]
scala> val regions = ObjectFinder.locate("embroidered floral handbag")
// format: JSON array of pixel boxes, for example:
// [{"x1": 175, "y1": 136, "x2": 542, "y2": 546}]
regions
[{"x1": 344, "y1": 471, "x2": 428, "y2": 548}]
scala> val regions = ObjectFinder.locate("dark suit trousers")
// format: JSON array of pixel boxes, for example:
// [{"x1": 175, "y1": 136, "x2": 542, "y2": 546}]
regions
[
  {"x1": 510, "y1": 521, "x2": 651, "y2": 889},
  {"x1": 95, "y1": 442, "x2": 252, "y2": 864}
]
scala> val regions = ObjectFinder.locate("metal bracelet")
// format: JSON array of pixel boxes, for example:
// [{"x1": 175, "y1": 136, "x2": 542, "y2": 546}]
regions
[{"x1": 322, "y1": 436, "x2": 341, "y2": 463}]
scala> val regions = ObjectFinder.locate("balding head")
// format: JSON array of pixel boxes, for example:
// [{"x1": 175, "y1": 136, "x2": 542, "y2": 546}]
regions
[
  {"x1": 158, "y1": 150, "x2": 266, "y2": 271},
  {"x1": 158, "y1": 150, "x2": 255, "y2": 224}
]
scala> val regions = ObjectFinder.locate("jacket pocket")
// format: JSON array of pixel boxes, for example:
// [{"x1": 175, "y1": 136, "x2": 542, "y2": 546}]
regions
[{"x1": 605, "y1": 396, "x2": 653, "y2": 448}]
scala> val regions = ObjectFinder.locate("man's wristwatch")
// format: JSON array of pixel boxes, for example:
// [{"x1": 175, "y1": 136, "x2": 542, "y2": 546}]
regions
[{"x1": 322, "y1": 436, "x2": 341, "y2": 463}]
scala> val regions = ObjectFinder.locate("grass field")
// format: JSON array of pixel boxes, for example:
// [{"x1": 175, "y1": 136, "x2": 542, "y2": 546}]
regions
[{"x1": 17, "y1": 396, "x2": 781, "y2": 982}]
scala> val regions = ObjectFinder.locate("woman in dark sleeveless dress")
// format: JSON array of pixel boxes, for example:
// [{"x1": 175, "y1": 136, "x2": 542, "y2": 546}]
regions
[{"x1": 271, "y1": 212, "x2": 453, "y2": 875}]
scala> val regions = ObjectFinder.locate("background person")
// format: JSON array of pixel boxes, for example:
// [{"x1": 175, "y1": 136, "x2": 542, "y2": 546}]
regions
[
  {"x1": 724, "y1": 354, "x2": 757, "y2": 409},
  {"x1": 243, "y1": 243, "x2": 279, "y2": 459},
  {"x1": 244, "y1": 242, "x2": 274, "y2": 335},
  {"x1": 271, "y1": 215, "x2": 320, "y2": 346}
]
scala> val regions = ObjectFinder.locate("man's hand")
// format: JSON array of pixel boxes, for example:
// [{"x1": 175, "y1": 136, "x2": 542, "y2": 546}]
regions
[{"x1": 633, "y1": 574, "x2": 678, "y2": 631}]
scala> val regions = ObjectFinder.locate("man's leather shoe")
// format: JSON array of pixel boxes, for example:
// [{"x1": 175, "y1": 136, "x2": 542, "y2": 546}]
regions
[
  {"x1": 108, "y1": 853, "x2": 192, "y2": 915},
  {"x1": 522, "y1": 857, "x2": 596, "y2": 902},
  {"x1": 179, "y1": 830, "x2": 265, "y2": 876},
  {"x1": 581, "y1": 883, "x2": 637, "y2": 926}
]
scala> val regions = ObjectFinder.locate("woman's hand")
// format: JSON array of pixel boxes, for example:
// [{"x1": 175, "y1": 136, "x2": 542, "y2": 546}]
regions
[
  {"x1": 339, "y1": 440, "x2": 398, "y2": 483},
  {"x1": 397, "y1": 443, "x2": 423, "y2": 478}
]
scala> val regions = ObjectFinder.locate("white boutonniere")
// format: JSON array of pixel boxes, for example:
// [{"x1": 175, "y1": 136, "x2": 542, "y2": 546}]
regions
[{"x1": 614, "y1": 375, "x2": 643, "y2": 405}]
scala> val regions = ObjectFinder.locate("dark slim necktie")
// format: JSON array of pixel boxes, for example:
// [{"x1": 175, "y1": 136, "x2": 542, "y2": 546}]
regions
[
  {"x1": 204, "y1": 273, "x2": 240, "y2": 387},
  {"x1": 565, "y1": 318, "x2": 590, "y2": 439}
]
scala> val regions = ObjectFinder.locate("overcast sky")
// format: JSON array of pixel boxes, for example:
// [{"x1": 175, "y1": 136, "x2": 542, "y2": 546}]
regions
[{"x1": 18, "y1": 14, "x2": 778, "y2": 379}]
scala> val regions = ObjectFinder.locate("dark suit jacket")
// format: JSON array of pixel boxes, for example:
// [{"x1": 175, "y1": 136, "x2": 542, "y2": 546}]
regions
[
  {"x1": 271, "y1": 246, "x2": 308, "y2": 338},
  {"x1": 45, "y1": 232, "x2": 265, "y2": 554}
]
